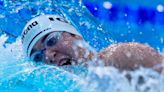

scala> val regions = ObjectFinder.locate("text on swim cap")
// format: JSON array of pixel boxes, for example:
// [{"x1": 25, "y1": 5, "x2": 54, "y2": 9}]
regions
[
  {"x1": 49, "y1": 17, "x2": 69, "y2": 23},
  {"x1": 22, "y1": 21, "x2": 38, "y2": 42}
]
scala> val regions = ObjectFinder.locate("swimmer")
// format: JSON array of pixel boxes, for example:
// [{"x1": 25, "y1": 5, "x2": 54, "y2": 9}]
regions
[{"x1": 21, "y1": 15, "x2": 164, "y2": 71}]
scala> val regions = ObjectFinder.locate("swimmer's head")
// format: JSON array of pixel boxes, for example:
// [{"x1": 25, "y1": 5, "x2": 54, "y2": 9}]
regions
[{"x1": 21, "y1": 15, "x2": 85, "y2": 65}]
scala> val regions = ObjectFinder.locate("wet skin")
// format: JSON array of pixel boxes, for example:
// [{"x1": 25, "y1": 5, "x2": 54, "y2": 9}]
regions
[
  {"x1": 31, "y1": 32, "x2": 84, "y2": 66},
  {"x1": 99, "y1": 42, "x2": 164, "y2": 72},
  {"x1": 31, "y1": 32, "x2": 164, "y2": 72}
]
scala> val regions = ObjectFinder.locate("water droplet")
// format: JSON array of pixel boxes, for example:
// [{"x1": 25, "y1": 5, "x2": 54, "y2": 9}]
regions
[
  {"x1": 157, "y1": 4, "x2": 164, "y2": 12},
  {"x1": 103, "y1": 1, "x2": 112, "y2": 9}
]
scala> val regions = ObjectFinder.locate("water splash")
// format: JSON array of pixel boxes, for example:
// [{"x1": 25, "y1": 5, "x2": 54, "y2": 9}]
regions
[
  {"x1": 0, "y1": 0, "x2": 164, "y2": 92},
  {"x1": 0, "y1": 34, "x2": 164, "y2": 92},
  {"x1": 0, "y1": 34, "x2": 86, "y2": 91},
  {"x1": 53, "y1": 0, "x2": 115, "y2": 50},
  {"x1": 82, "y1": 67, "x2": 164, "y2": 92},
  {"x1": 0, "y1": 0, "x2": 114, "y2": 50}
]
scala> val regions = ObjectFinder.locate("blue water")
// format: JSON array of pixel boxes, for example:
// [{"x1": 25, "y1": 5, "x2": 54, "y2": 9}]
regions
[
  {"x1": 0, "y1": 0, "x2": 164, "y2": 92},
  {"x1": 84, "y1": 0, "x2": 164, "y2": 51}
]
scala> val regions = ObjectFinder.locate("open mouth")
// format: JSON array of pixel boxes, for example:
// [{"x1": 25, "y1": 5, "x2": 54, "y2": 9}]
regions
[{"x1": 59, "y1": 58, "x2": 72, "y2": 66}]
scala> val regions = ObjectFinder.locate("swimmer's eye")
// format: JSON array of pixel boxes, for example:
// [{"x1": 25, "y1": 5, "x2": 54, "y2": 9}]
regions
[
  {"x1": 44, "y1": 32, "x2": 61, "y2": 48},
  {"x1": 31, "y1": 50, "x2": 45, "y2": 62},
  {"x1": 46, "y1": 36, "x2": 58, "y2": 47},
  {"x1": 33, "y1": 53, "x2": 43, "y2": 62}
]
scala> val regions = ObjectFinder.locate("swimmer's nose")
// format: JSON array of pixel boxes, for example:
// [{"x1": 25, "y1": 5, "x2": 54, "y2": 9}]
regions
[
  {"x1": 44, "y1": 49, "x2": 72, "y2": 66},
  {"x1": 44, "y1": 49, "x2": 57, "y2": 64}
]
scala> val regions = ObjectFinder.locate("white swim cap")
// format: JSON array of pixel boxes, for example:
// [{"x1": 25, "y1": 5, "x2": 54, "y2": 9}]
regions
[{"x1": 21, "y1": 15, "x2": 82, "y2": 57}]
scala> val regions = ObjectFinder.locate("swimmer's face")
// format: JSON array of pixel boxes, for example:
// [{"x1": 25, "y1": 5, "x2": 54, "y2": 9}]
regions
[{"x1": 31, "y1": 32, "x2": 84, "y2": 66}]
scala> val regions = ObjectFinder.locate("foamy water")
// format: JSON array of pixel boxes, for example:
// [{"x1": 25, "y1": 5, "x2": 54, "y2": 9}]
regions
[
  {"x1": 1, "y1": 0, "x2": 164, "y2": 91},
  {"x1": 0, "y1": 34, "x2": 164, "y2": 92},
  {"x1": 0, "y1": 35, "x2": 85, "y2": 91}
]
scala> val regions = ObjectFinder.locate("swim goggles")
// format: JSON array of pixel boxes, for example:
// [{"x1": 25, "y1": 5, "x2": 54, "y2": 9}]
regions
[{"x1": 30, "y1": 32, "x2": 62, "y2": 62}]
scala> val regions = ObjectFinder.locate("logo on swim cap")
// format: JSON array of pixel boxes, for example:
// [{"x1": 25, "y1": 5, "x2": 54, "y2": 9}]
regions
[
  {"x1": 21, "y1": 21, "x2": 38, "y2": 42},
  {"x1": 21, "y1": 15, "x2": 82, "y2": 58}
]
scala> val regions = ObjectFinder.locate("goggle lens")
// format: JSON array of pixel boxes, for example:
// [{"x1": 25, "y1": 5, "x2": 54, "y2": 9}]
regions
[
  {"x1": 30, "y1": 32, "x2": 62, "y2": 62},
  {"x1": 44, "y1": 32, "x2": 61, "y2": 48}
]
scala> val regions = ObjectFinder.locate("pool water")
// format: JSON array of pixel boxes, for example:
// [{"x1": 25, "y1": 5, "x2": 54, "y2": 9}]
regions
[
  {"x1": 0, "y1": 0, "x2": 164, "y2": 92},
  {"x1": 83, "y1": 0, "x2": 164, "y2": 51}
]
